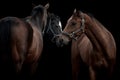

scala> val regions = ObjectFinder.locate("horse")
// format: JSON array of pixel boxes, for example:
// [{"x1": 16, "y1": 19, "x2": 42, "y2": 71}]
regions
[
  {"x1": 55, "y1": 9, "x2": 116, "y2": 80},
  {"x1": 0, "y1": 3, "x2": 49, "y2": 78}
]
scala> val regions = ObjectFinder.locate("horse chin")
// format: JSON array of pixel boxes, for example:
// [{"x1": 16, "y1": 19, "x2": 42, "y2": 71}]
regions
[{"x1": 55, "y1": 37, "x2": 70, "y2": 47}]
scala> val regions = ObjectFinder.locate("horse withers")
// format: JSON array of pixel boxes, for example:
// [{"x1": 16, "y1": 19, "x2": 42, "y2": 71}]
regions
[{"x1": 56, "y1": 9, "x2": 116, "y2": 80}]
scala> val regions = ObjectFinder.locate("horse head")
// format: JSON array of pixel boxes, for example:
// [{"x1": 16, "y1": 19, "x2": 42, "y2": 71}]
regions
[
  {"x1": 44, "y1": 13, "x2": 62, "y2": 43},
  {"x1": 55, "y1": 9, "x2": 86, "y2": 47}
]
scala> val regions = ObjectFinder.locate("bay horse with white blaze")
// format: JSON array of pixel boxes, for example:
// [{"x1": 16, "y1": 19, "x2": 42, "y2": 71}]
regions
[
  {"x1": 56, "y1": 9, "x2": 116, "y2": 80},
  {"x1": 0, "y1": 3, "x2": 49, "y2": 78}
]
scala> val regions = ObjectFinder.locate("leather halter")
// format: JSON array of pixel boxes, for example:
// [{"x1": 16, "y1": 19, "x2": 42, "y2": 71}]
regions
[{"x1": 62, "y1": 13, "x2": 85, "y2": 40}]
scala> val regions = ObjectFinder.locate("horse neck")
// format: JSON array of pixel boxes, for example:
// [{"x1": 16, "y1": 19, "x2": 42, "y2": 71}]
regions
[
  {"x1": 30, "y1": 16, "x2": 44, "y2": 32},
  {"x1": 85, "y1": 16, "x2": 113, "y2": 51},
  {"x1": 44, "y1": 15, "x2": 51, "y2": 34}
]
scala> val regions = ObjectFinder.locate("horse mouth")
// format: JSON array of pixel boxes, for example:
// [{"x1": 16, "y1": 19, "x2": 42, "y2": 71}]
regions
[{"x1": 56, "y1": 38, "x2": 69, "y2": 47}]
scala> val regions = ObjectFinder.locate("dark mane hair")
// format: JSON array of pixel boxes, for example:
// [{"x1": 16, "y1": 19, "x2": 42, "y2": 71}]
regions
[
  {"x1": 86, "y1": 12, "x2": 106, "y2": 29},
  {"x1": 48, "y1": 13, "x2": 60, "y2": 19},
  {"x1": 31, "y1": 5, "x2": 44, "y2": 17},
  {"x1": 86, "y1": 12, "x2": 94, "y2": 19}
]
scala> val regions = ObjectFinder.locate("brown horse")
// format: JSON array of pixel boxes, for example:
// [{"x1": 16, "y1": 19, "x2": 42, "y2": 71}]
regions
[
  {"x1": 0, "y1": 3, "x2": 49, "y2": 77},
  {"x1": 56, "y1": 9, "x2": 116, "y2": 80}
]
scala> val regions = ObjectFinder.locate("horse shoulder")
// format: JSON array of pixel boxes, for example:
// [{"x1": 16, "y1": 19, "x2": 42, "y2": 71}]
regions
[
  {"x1": 76, "y1": 34, "x2": 93, "y2": 64},
  {"x1": 26, "y1": 26, "x2": 43, "y2": 63}
]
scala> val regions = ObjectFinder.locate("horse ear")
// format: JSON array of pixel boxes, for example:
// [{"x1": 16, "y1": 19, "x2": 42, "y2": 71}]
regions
[
  {"x1": 44, "y1": 3, "x2": 50, "y2": 9},
  {"x1": 73, "y1": 9, "x2": 83, "y2": 17}
]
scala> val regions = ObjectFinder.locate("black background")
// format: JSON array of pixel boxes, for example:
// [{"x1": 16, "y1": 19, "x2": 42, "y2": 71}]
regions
[{"x1": 0, "y1": 0, "x2": 119, "y2": 80}]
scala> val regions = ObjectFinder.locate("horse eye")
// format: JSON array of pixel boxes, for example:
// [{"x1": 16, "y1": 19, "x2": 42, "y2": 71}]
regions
[{"x1": 71, "y1": 22, "x2": 76, "y2": 26}]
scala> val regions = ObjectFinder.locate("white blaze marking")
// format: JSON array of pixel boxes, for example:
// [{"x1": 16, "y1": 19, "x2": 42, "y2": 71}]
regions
[{"x1": 59, "y1": 21, "x2": 62, "y2": 31}]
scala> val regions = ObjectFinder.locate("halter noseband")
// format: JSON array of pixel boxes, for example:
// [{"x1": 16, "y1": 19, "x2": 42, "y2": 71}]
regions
[{"x1": 62, "y1": 13, "x2": 85, "y2": 40}]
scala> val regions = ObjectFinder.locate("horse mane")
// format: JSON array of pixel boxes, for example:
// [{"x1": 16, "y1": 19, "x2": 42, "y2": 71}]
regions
[
  {"x1": 47, "y1": 12, "x2": 60, "y2": 20},
  {"x1": 46, "y1": 12, "x2": 59, "y2": 27},
  {"x1": 86, "y1": 12, "x2": 106, "y2": 29},
  {"x1": 31, "y1": 5, "x2": 44, "y2": 17},
  {"x1": 86, "y1": 12, "x2": 95, "y2": 19}
]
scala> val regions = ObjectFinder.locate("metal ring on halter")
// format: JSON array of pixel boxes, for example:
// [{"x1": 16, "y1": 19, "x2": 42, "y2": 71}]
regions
[{"x1": 69, "y1": 32, "x2": 75, "y2": 38}]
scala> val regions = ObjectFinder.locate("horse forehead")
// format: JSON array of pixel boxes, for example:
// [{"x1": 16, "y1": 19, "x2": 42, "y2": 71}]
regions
[
  {"x1": 59, "y1": 21, "x2": 62, "y2": 28},
  {"x1": 68, "y1": 16, "x2": 80, "y2": 22}
]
